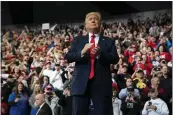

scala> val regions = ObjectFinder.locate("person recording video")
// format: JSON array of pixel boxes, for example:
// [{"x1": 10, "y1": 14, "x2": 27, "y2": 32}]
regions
[
  {"x1": 120, "y1": 86, "x2": 141, "y2": 115},
  {"x1": 119, "y1": 78, "x2": 140, "y2": 100},
  {"x1": 142, "y1": 88, "x2": 169, "y2": 115}
]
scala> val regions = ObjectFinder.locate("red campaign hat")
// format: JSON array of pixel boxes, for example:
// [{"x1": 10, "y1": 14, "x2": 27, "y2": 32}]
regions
[{"x1": 44, "y1": 84, "x2": 53, "y2": 94}]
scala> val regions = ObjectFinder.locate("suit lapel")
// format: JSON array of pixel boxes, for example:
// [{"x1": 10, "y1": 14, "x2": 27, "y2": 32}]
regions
[
  {"x1": 98, "y1": 35, "x2": 105, "y2": 49},
  {"x1": 37, "y1": 103, "x2": 45, "y2": 115},
  {"x1": 83, "y1": 35, "x2": 89, "y2": 44}
]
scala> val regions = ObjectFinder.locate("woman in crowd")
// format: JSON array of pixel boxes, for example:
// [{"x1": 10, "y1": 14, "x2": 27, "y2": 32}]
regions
[
  {"x1": 8, "y1": 82, "x2": 29, "y2": 115},
  {"x1": 29, "y1": 82, "x2": 42, "y2": 115}
]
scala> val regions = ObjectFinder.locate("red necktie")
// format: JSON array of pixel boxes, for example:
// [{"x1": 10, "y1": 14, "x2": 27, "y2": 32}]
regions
[{"x1": 89, "y1": 34, "x2": 95, "y2": 79}]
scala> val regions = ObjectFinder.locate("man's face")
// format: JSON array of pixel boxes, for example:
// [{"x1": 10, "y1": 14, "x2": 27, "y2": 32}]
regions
[
  {"x1": 55, "y1": 66, "x2": 60, "y2": 71},
  {"x1": 60, "y1": 60, "x2": 65, "y2": 66},
  {"x1": 149, "y1": 91, "x2": 158, "y2": 99},
  {"x1": 85, "y1": 14, "x2": 100, "y2": 32},
  {"x1": 161, "y1": 66, "x2": 168, "y2": 75},
  {"x1": 122, "y1": 67, "x2": 127, "y2": 73},
  {"x1": 155, "y1": 51, "x2": 160, "y2": 56},
  {"x1": 35, "y1": 95, "x2": 44, "y2": 106},
  {"x1": 141, "y1": 55, "x2": 147, "y2": 62}
]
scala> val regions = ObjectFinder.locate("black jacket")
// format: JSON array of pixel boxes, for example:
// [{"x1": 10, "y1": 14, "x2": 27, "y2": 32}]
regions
[
  {"x1": 37, "y1": 103, "x2": 52, "y2": 115},
  {"x1": 121, "y1": 97, "x2": 141, "y2": 115},
  {"x1": 58, "y1": 95, "x2": 72, "y2": 115}
]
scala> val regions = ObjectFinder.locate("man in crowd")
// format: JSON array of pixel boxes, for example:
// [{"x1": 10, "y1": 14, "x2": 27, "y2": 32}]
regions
[
  {"x1": 35, "y1": 93, "x2": 52, "y2": 115},
  {"x1": 119, "y1": 78, "x2": 140, "y2": 99}
]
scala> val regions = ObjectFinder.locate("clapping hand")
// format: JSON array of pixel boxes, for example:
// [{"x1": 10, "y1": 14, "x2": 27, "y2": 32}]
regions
[
  {"x1": 15, "y1": 98, "x2": 20, "y2": 103},
  {"x1": 81, "y1": 43, "x2": 94, "y2": 55},
  {"x1": 91, "y1": 45, "x2": 100, "y2": 56}
]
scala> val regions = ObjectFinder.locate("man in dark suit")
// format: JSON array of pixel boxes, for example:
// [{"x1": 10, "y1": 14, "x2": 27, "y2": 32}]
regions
[
  {"x1": 35, "y1": 93, "x2": 52, "y2": 115},
  {"x1": 65, "y1": 12, "x2": 119, "y2": 115}
]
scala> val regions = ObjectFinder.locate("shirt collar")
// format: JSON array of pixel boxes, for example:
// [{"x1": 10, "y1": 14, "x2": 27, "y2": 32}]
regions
[
  {"x1": 40, "y1": 102, "x2": 45, "y2": 109},
  {"x1": 89, "y1": 32, "x2": 99, "y2": 38}
]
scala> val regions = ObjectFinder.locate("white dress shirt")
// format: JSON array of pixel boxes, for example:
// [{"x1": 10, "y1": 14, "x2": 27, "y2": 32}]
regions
[{"x1": 81, "y1": 33, "x2": 100, "y2": 58}]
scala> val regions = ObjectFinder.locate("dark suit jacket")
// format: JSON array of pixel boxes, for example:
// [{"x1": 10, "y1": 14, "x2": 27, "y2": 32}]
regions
[
  {"x1": 37, "y1": 103, "x2": 52, "y2": 115},
  {"x1": 65, "y1": 35, "x2": 119, "y2": 96}
]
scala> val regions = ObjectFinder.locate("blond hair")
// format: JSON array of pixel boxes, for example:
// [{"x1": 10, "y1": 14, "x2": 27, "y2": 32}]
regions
[{"x1": 85, "y1": 12, "x2": 101, "y2": 23}]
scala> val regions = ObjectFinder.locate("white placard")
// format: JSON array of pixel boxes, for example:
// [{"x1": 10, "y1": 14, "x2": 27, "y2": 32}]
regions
[{"x1": 42, "y1": 23, "x2": 50, "y2": 30}]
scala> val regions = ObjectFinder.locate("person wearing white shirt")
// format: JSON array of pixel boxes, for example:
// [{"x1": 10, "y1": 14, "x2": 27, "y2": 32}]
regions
[
  {"x1": 50, "y1": 64, "x2": 64, "y2": 91},
  {"x1": 43, "y1": 62, "x2": 54, "y2": 78},
  {"x1": 142, "y1": 88, "x2": 169, "y2": 115},
  {"x1": 112, "y1": 90, "x2": 122, "y2": 115}
]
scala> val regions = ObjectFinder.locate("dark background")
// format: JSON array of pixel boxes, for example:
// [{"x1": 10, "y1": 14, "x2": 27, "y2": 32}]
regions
[{"x1": 1, "y1": 1, "x2": 172, "y2": 26}]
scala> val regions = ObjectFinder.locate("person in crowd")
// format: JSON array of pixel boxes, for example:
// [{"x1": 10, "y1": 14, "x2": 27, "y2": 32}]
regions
[
  {"x1": 35, "y1": 93, "x2": 52, "y2": 115},
  {"x1": 29, "y1": 83, "x2": 42, "y2": 115},
  {"x1": 112, "y1": 89, "x2": 122, "y2": 115},
  {"x1": 8, "y1": 82, "x2": 29, "y2": 115},
  {"x1": 2, "y1": 75, "x2": 16, "y2": 104},
  {"x1": 44, "y1": 84, "x2": 60, "y2": 115},
  {"x1": 65, "y1": 12, "x2": 119, "y2": 115},
  {"x1": 142, "y1": 88, "x2": 169, "y2": 115},
  {"x1": 50, "y1": 63, "x2": 64, "y2": 96},
  {"x1": 116, "y1": 65, "x2": 131, "y2": 90},
  {"x1": 58, "y1": 87, "x2": 72, "y2": 115},
  {"x1": 42, "y1": 76, "x2": 50, "y2": 90},
  {"x1": 159, "y1": 66, "x2": 172, "y2": 114},
  {"x1": 119, "y1": 78, "x2": 140, "y2": 99},
  {"x1": 30, "y1": 75, "x2": 40, "y2": 91},
  {"x1": 121, "y1": 86, "x2": 141, "y2": 115}
]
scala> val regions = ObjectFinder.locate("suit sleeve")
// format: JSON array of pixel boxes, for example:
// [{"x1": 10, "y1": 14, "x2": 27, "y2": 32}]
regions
[
  {"x1": 99, "y1": 39, "x2": 119, "y2": 65},
  {"x1": 65, "y1": 37, "x2": 89, "y2": 63}
]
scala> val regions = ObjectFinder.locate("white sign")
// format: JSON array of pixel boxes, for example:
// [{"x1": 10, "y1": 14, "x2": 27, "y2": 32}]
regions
[{"x1": 42, "y1": 23, "x2": 50, "y2": 30}]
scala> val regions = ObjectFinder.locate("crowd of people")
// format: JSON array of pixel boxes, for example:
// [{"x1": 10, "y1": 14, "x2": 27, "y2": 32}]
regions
[{"x1": 1, "y1": 11, "x2": 172, "y2": 115}]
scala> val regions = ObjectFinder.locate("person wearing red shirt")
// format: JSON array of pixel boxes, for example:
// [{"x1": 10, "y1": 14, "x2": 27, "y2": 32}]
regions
[
  {"x1": 123, "y1": 44, "x2": 136, "y2": 58},
  {"x1": 133, "y1": 54, "x2": 152, "y2": 77}
]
